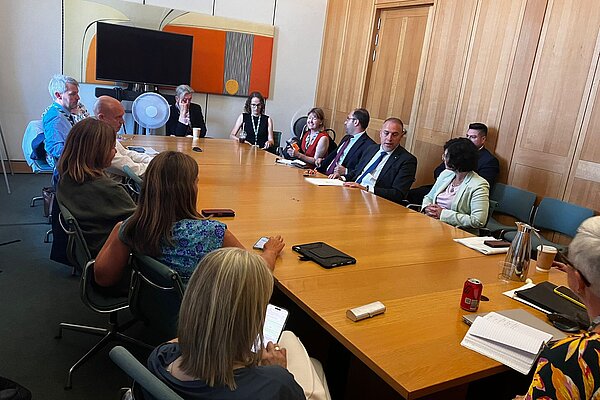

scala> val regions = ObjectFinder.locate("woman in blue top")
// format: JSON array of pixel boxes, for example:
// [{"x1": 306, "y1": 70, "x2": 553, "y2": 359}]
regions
[{"x1": 94, "y1": 151, "x2": 284, "y2": 288}]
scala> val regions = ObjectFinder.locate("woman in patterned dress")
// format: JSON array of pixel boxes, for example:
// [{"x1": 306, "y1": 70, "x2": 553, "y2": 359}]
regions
[{"x1": 93, "y1": 151, "x2": 284, "y2": 289}]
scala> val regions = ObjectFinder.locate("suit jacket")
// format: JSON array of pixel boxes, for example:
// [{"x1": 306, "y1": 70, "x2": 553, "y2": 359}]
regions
[
  {"x1": 317, "y1": 132, "x2": 375, "y2": 174},
  {"x1": 347, "y1": 144, "x2": 417, "y2": 204},
  {"x1": 434, "y1": 147, "x2": 499, "y2": 187},
  {"x1": 422, "y1": 169, "x2": 490, "y2": 230},
  {"x1": 166, "y1": 103, "x2": 207, "y2": 137}
]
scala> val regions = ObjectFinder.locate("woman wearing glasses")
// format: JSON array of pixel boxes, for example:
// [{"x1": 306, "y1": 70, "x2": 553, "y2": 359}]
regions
[
  {"x1": 514, "y1": 216, "x2": 600, "y2": 400},
  {"x1": 230, "y1": 91, "x2": 274, "y2": 149},
  {"x1": 421, "y1": 137, "x2": 489, "y2": 234}
]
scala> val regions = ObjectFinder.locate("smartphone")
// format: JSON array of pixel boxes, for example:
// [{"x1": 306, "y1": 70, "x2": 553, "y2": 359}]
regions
[
  {"x1": 483, "y1": 239, "x2": 511, "y2": 248},
  {"x1": 252, "y1": 304, "x2": 289, "y2": 352},
  {"x1": 554, "y1": 285, "x2": 586, "y2": 309},
  {"x1": 201, "y1": 208, "x2": 235, "y2": 218},
  {"x1": 253, "y1": 236, "x2": 269, "y2": 250}
]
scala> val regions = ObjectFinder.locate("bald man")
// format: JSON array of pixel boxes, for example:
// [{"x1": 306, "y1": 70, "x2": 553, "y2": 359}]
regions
[{"x1": 94, "y1": 96, "x2": 151, "y2": 176}]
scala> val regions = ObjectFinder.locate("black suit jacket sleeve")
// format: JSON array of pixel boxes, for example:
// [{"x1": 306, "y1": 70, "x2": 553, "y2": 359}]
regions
[
  {"x1": 477, "y1": 147, "x2": 499, "y2": 187},
  {"x1": 374, "y1": 147, "x2": 417, "y2": 204},
  {"x1": 316, "y1": 135, "x2": 351, "y2": 174},
  {"x1": 166, "y1": 103, "x2": 207, "y2": 137}
]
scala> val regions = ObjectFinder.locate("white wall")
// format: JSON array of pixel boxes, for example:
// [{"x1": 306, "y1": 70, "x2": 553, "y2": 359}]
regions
[{"x1": 0, "y1": 0, "x2": 326, "y2": 161}]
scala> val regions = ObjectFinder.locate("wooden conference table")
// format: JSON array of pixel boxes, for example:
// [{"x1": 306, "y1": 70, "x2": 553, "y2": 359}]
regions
[{"x1": 122, "y1": 135, "x2": 566, "y2": 399}]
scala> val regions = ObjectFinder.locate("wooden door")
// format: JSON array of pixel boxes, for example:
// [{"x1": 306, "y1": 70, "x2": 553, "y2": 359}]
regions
[{"x1": 364, "y1": 6, "x2": 429, "y2": 132}]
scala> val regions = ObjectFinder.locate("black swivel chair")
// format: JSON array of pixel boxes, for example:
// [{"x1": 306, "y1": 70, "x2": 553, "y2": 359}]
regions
[{"x1": 55, "y1": 203, "x2": 152, "y2": 389}]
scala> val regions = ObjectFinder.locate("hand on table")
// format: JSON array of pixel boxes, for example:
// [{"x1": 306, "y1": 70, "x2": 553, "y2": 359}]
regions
[
  {"x1": 424, "y1": 204, "x2": 442, "y2": 219},
  {"x1": 344, "y1": 182, "x2": 367, "y2": 191},
  {"x1": 263, "y1": 235, "x2": 285, "y2": 256}
]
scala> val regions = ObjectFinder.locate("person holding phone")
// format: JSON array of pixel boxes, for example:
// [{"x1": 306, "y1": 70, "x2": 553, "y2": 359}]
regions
[
  {"x1": 229, "y1": 91, "x2": 274, "y2": 149},
  {"x1": 287, "y1": 107, "x2": 329, "y2": 167},
  {"x1": 514, "y1": 216, "x2": 600, "y2": 400},
  {"x1": 94, "y1": 151, "x2": 284, "y2": 291},
  {"x1": 147, "y1": 247, "x2": 330, "y2": 400}
]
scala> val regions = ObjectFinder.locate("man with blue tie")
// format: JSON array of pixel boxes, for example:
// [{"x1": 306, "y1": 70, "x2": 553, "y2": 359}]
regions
[
  {"x1": 316, "y1": 108, "x2": 375, "y2": 176},
  {"x1": 342, "y1": 117, "x2": 417, "y2": 204}
]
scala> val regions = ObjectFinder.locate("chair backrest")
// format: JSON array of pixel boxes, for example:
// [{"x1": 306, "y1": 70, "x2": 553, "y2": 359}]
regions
[
  {"x1": 57, "y1": 201, "x2": 92, "y2": 274},
  {"x1": 22, "y1": 120, "x2": 46, "y2": 170},
  {"x1": 123, "y1": 165, "x2": 143, "y2": 199},
  {"x1": 533, "y1": 197, "x2": 595, "y2": 238},
  {"x1": 325, "y1": 128, "x2": 337, "y2": 155},
  {"x1": 293, "y1": 116, "x2": 307, "y2": 139},
  {"x1": 109, "y1": 346, "x2": 183, "y2": 400},
  {"x1": 130, "y1": 254, "x2": 185, "y2": 339},
  {"x1": 490, "y1": 183, "x2": 536, "y2": 223},
  {"x1": 81, "y1": 260, "x2": 129, "y2": 313}
]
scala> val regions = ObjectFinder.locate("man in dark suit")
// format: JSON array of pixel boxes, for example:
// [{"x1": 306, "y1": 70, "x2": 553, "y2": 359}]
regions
[
  {"x1": 165, "y1": 84, "x2": 207, "y2": 137},
  {"x1": 406, "y1": 122, "x2": 499, "y2": 204},
  {"x1": 316, "y1": 108, "x2": 375, "y2": 175},
  {"x1": 342, "y1": 117, "x2": 417, "y2": 204},
  {"x1": 433, "y1": 122, "x2": 499, "y2": 187}
]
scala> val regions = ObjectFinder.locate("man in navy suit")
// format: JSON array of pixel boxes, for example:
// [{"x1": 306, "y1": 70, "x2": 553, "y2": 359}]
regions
[
  {"x1": 342, "y1": 117, "x2": 417, "y2": 204},
  {"x1": 316, "y1": 108, "x2": 375, "y2": 176},
  {"x1": 406, "y1": 122, "x2": 499, "y2": 204},
  {"x1": 433, "y1": 122, "x2": 499, "y2": 187}
]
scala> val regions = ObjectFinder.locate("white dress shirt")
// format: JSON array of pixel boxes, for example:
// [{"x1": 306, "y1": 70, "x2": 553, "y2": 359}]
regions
[
  {"x1": 106, "y1": 140, "x2": 152, "y2": 177},
  {"x1": 357, "y1": 145, "x2": 394, "y2": 193}
]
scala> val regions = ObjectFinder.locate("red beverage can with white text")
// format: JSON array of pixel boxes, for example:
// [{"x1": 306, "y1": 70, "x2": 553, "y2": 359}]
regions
[{"x1": 460, "y1": 278, "x2": 483, "y2": 312}]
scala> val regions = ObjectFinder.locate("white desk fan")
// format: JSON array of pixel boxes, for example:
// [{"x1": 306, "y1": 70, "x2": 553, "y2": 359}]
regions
[{"x1": 132, "y1": 92, "x2": 170, "y2": 133}]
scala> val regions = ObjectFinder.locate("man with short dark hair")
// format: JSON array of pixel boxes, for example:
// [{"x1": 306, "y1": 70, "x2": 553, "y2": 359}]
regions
[
  {"x1": 316, "y1": 108, "x2": 375, "y2": 176},
  {"x1": 343, "y1": 117, "x2": 417, "y2": 204},
  {"x1": 433, "y1": 123, "x2": 499, "y2": 187}
]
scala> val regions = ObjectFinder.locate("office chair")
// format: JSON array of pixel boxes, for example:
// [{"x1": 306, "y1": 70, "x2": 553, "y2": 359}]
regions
[
  {"x1": 293, "y1": 116, "x2": 307, "y2": 140},
  {"x1": 267, "y1": 131, "x2": 282, "y2": 155},
  {"x1": 57, "y1": 202, "x2": 92, "y2": 275},
  {"x1": 129, "y1": 254, "x2": 185, "y2": 341},
  {"x1": 325, "y1": 128, "x2": 337, "y2": 155},
  {"x1": 485, "y1": 183, "x2": 537, "y2": 236},
  {"x1": 109, "y1": 346, "x2": 183, "y2": 400},
  {"x1": 502, "y1": 197, "x2": 595, "y2": 252},
  {"x1": 123, "y1": 165, "x2": 143, "y2": 201}
]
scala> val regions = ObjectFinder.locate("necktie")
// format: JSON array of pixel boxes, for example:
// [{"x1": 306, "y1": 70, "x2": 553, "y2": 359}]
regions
[
  {"x1": 326, "y1": 136, "x2": 351, "y2": 175},
  {"x1": 356, "y1": 151, "x2": 387, "y2": 185},
  {"x1": 67, "y1": 114, "x2": 75, "y2": 126}
]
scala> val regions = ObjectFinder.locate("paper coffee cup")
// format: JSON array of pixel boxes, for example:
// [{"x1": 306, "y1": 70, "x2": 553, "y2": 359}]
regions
[
  {"x1": 192, "y1": 127, "x2": 201, "y2": 138},
  {"x1": 536, "y1": 245, "x2": 557, "y2": 272}
]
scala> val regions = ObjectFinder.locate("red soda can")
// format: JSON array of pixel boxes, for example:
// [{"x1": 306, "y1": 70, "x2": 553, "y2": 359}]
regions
[{"x1": 460, "y1": 278, "x2": 483, "y2": 311}]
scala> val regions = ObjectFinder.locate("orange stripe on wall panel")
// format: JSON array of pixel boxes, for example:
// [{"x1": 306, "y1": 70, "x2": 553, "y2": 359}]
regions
[
  {"x1": 164, "y1": 26, "x2": 226, "y2": 94},
  {"x1": 249, "y1": 35, "x2": 273, "y2": 97},
  {"x1": 86, "y1": 35, "x2": 116, "y2": 85}
]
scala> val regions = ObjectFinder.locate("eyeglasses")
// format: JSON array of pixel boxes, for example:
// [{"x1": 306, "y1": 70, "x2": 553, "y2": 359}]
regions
[
  {"x1": 556, "y1": 252, "x2": 591, "y2": 287},
  {"x1": 250, "y1": 103, "x2": 261, "y2": 108}
]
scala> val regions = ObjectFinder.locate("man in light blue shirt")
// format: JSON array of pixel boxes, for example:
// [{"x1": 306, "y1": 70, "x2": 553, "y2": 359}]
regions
[{"x1": 42, "y1": 74, "x2": 80, "y2": 169}]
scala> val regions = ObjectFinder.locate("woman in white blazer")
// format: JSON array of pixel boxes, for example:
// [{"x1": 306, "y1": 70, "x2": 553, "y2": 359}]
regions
[{"x1": 422, "y1": 138, "x2": 489, "y2": 233}]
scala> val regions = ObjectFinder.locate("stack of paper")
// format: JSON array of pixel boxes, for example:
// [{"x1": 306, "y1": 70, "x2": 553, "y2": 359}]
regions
[
  {"x1": 275, "y1": 158, "x2": 307, "y2": 168},
  {"x1": 453, "y1": 236, "x2": 510, "y2": 255},
  {"x1": 304, "y1": 178, "x2": 344, "y2": 186},
  {"x1": 461, "y1": 312, "x2": 553, "y2": 374}
]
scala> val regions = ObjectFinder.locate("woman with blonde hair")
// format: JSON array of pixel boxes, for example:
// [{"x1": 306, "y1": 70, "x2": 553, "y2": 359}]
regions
[
  {"x1": 56, "y1": 118, "x2": 135, "y2": 256},
  {"x1": 148, "y1": 247, "x2": 330, "y2": 399},
  {"x1": 94, "y1": 151, "x2": 284, "y2": 289}
]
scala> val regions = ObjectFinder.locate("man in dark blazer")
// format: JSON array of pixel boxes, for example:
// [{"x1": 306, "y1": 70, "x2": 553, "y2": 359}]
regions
[
  {"x1": 343, "y1": 117, "x2": 417, "y2": 204},
  {"x1": 433, "y1": 122, "x2": 499, "y2": 187},
  {"x1": 316, "y1": 108, "x2": 375, "y2": 175},
  {"x1": 165, "y1": 84, "x2": 207, "y2": 137}
]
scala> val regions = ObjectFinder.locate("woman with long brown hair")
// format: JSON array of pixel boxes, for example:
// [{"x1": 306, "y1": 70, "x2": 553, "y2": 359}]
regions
[
  {"x1": 56, "y1": 118, "x2": 135, "y2": 256},
  {"x1": 94, "y1": 151, "x2": 284, "y2": 288}
]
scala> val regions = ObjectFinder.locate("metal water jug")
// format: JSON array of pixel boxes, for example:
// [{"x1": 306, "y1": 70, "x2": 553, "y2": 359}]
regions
[{"x1": 502, "y1": 222, "x2": 535, "y2": 281}]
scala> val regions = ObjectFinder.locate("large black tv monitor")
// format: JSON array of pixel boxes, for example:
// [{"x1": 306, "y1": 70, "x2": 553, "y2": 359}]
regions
[{"x1": 96, "y1": 22, "x2": 193, "y2": 87}]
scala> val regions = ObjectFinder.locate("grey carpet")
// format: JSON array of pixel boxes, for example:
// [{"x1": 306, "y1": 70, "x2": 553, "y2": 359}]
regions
[{"x1": 0, "y1": 174, "x2": 151, "y2": 400}]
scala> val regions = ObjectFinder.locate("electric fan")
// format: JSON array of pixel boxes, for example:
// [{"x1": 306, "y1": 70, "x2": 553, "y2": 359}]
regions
[{"x1": 131, "y1": 92, "x2": 170, "y2": 130}]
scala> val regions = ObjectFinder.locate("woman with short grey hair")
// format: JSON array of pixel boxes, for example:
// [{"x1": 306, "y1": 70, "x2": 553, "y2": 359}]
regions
[
  {"x1": 515, "y1": 216, "x2": 600, "y2": 399},
  {"x1": 165, "y1": 84, "x2": 207, "y2": 137}
]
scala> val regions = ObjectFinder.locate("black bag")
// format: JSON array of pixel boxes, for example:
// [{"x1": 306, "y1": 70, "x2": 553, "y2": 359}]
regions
[
  {"x1": 30, "y1": 132, "x2": 46, "y2": 161},
  {"x1": 0, "y1": 376, "x2": 31, "y2": 400}
]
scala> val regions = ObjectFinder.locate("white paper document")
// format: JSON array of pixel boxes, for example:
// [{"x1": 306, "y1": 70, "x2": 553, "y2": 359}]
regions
[
  {"x1": 502, "y1": 282, "x2": 549, "y2": 314},
  {"x1": 127, "y1": 146, "x2": 159, "y2": 155},
  {"x1": 453, "y1": 236, "x2": 510, "y2": 255},
  {"x1": 304, "y1": 178, "x2": 345, "y2": 186},
  {"x1": 275, "y1": 158, "x2": 307, "y2": 168},
  {"x1": 461, "y1": 312, "x2": 553, "y2": 374}
]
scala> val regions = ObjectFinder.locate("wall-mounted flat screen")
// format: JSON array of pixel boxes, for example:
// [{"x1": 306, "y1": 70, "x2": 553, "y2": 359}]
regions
[{"x1": 96, "y1": 22, "x2": 193, "y2": 87}]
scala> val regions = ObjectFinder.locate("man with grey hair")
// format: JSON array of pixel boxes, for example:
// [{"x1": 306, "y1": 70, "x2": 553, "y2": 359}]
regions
[
  {"x1": 94, "y1": 95, "x2": 151, "y2": 176},
  {"x1": 165, "y1": 84, "x2": 207, "y2": 137},
  {"x1": 42, "y1": 74, "x2": 80, "y2": 169}
]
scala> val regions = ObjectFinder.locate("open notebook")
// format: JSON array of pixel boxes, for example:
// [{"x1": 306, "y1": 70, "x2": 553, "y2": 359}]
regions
[{"x1": 461, "y1": 311, "x2": 553, "y2": 374}]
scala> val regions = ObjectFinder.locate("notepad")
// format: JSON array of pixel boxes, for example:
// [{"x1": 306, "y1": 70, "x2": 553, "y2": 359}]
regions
[
  {"x1": 461, "y1": 312, "x2": 553, "y2": 374},
  {"x1": 304, "y1": 178, "x2": 344, "y2": 186},
  {"x1": 275, "y1": 158, "x2": 307, "y2": 168},
  {"x1": 453, "y1": 236, "x2": 510, "y2": 255}
]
